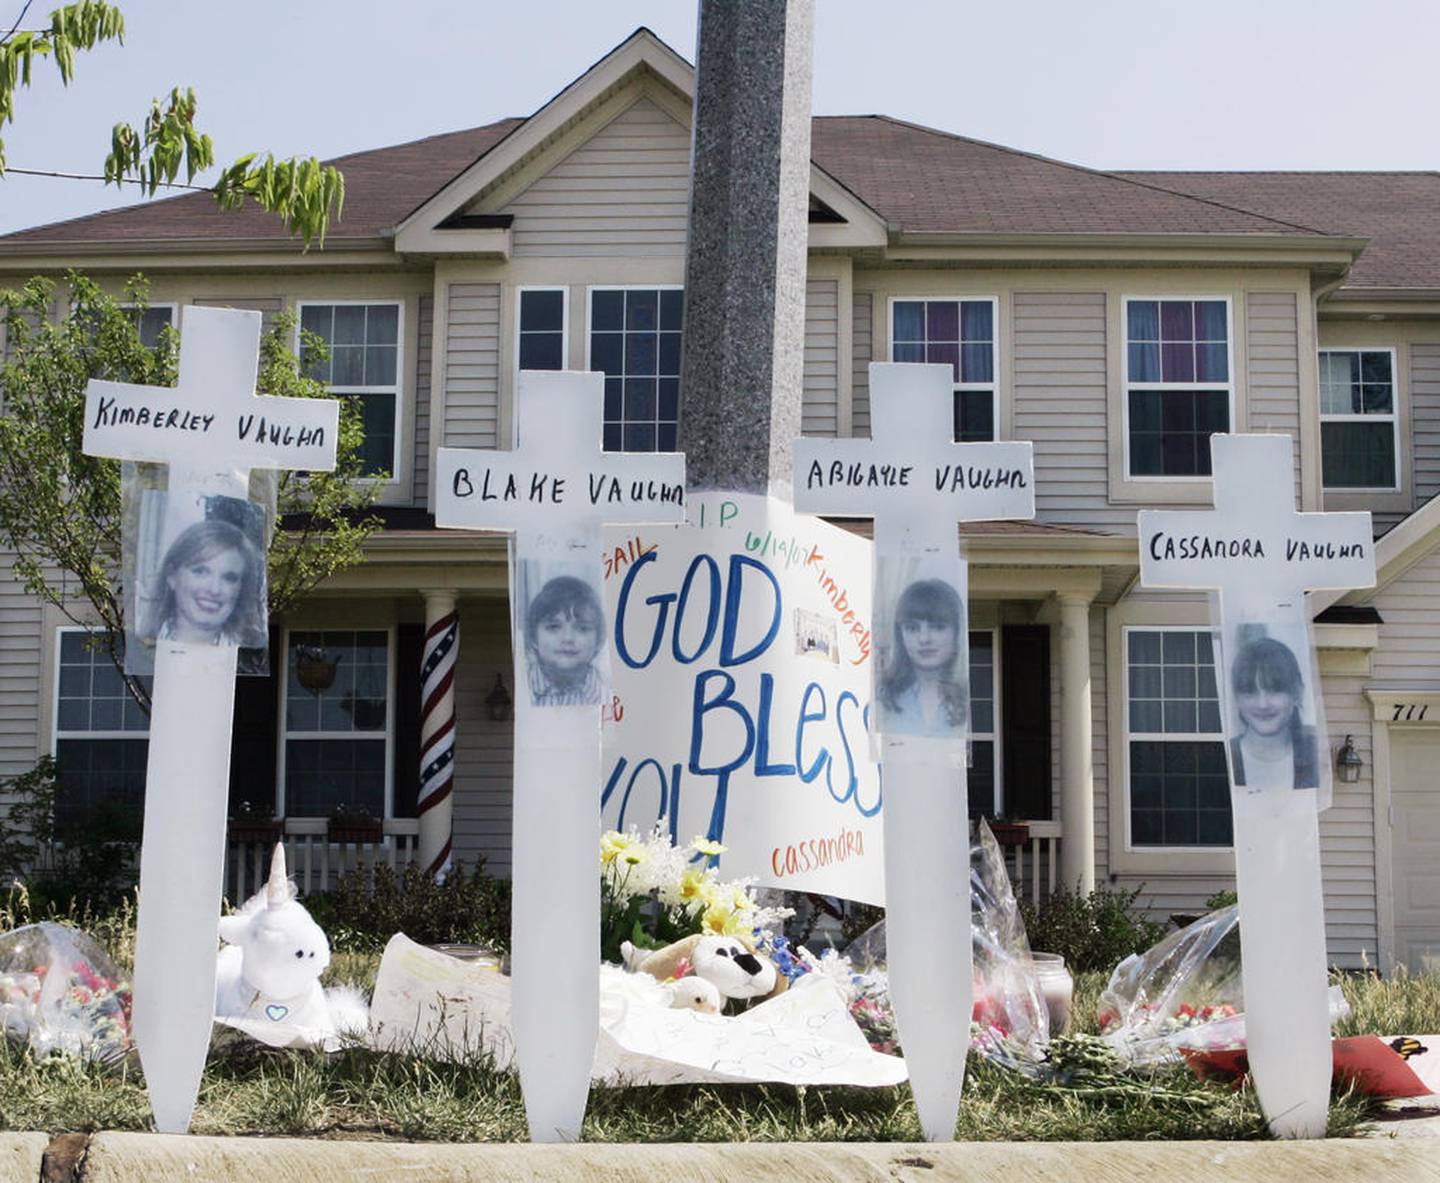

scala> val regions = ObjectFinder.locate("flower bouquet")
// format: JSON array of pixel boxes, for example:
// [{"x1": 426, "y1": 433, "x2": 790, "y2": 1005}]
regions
[{"x1": 0, "y1": 922, "x2": 131, "y2": 1062}]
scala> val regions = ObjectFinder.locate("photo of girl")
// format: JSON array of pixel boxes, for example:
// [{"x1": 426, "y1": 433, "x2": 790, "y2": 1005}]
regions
[
  {"x1": 876, "y1": 576, "x2": 967, "y2": 740},
  {"x1": 1227, "y1": 634, "x2": 1319, "y2": 791},
  {"x1": 130, "y1": 493, "x2": 269, "y2": 676},
  {"x1": 523, "y1": 573, "x2": 607, "y2": 707}
]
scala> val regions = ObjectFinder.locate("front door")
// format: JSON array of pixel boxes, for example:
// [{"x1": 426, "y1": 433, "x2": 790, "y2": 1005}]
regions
[{"x1": 1390, "y1": 728, "x2": 1440, "y2": 972}]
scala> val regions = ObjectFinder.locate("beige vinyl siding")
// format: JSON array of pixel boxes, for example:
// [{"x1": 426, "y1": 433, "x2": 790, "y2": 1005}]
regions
[
  {"x1": 503, "y1": 98, "x2": 690, "y2": 258},
  {"x1": 1318, "y1": 666, "x2": 1379, "y2": 964},
  {"x1": 1410, "y1": 344, "x2": 1440, "y2": 510},
  {"x1": 1088, "y1": 608, "x2": 1108, "y2": 884},
  {"x1": 803, "y1": 278, "x2": 839, "y2": 437},
  {"x1": 449, "y1": 604, "x2": 514, "y2": 875},
  {"x1": 1244, "y1": 291, "x2": 1302, "y2": 504},
  {"x1": 0, "y1": 555, "x2": 41, "y2": 781},
  {"x1": 851, "y1": 293, "x2": 873, "y2": 438},
  {"x1": 413, "y1": 294, "x2": 434, "y2": 506},
  {"x1": 1371, "y1": 544, "x2": 1440, "y2": 685},
  {"x1": 443, "y1": 283, "x2": 502, "y2": 450},
  {"x1": 1012, "y1": 292, "x2": 1127, "y2": 526}
]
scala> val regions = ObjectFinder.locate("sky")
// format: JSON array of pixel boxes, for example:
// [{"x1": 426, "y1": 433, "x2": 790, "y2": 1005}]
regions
[{"x1": 4, "y1": 0, "x2": 1439, "y2": 237}]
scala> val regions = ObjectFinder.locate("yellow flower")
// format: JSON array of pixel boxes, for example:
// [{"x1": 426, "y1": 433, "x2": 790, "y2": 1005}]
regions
[
  {"x1": 623, "y1": 850, "x2": 644, "y2": 866},
  {"x1": 701, "y1": 903, "x2": 750, "y2": 938},
  {"x1": 689, "y1": 836, "x2": 727, "y2": 857},
  {"x1": 600, "y1": 830, "x2": 638, "y2": 866},
  {"x1": 677, "y1": 868, "x2": 708, "y2": 904},
  {"x1": 697, "y1": 879, "x2": 724, "y2": 909}
]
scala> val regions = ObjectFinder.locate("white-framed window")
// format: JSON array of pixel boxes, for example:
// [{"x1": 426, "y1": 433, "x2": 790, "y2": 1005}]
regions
[
  {"x1": 516, "y1": 287, "x2": 567, "y2": 373},
  {"x1": 1125, "y1": 626, "x2": 1231, "y2": 848},
  {"x1": 968, "y1": 628, "x2": 1000, "y2": 815},
  {"x1": 279, "y1": 628, "x2": 394, "y2": 819},
  {"x1": 890, "y1": 297, "x2": 997, "y2": 442},
  {"x1": 51, "y1": 629, "x2": 151, "y2": 827},
  {"x1": 586, "y1": 286, "x2": 683, "y2": 452},
  {"x1": 297, "y1": 301, "x2": 402, "y2": 479},
  {"x1": 1124, "y1": 298, "x2": 1232, "y2": 478},
  {"x1": 1320, "y1": 348, "x2": 1399, "y2": 490},
  {"x1": 121, "y1": 303, "x2": 176, "y2": 348}
]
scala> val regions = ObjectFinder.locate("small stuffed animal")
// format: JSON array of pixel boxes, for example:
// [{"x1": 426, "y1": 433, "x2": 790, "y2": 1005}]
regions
[
  {"x1": 622, "y1": 933, "x2": 787, "y2": 1005},
  {"x1": 666, "y1": 975, "x2": 722, "y2": 1015},
  {"x1": 214, "y1": 843, "x2": 367, "y2": 1046}
]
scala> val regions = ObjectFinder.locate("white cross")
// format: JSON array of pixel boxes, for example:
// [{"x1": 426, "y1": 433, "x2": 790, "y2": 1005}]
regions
[
  {"x1": 84, "y1": 305, "x2": 338, "y2": 498},
  {"x1": 1137, "y1": 432, "x2": 1375, "y2": 1139},
  {"x1": 433, "y1": 367, "x2": 685, "y2": 1143},
  {"x1": 435, "y1": 369, "x2": 685, "y2": 544},
  {"x1": 1139, "y1": 433, "x2": 1374, "y2": 615},
  {"x1": 78, "y1": 305, "x2": 341, "y2": 1136},
  {"x1": 793, "y1": 363, "x2": 1034, "y2": 552}
]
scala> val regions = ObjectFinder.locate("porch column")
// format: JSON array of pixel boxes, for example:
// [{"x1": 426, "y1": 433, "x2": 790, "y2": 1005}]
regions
[
  {"x1": 1057, "y1": 591, "x2": 1095, "y2": 893},
  {"x1": 418, "y1": 590, "x2": 459, "y2": 879}
]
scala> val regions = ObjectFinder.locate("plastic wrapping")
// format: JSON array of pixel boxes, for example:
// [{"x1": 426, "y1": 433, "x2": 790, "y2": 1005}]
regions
[
  {"x1": 0, "y1": 922, "x2": 131, "y2": 1062},
  {"x1": 844, "y1": 820, "x2": 1048, "y2": 1063},
  {"x1": 1098, "y1": 905, "x2": 1349, "y2": 1065}
]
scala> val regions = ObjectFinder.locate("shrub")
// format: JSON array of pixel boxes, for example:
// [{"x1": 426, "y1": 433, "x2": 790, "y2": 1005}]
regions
[
  {"x1": 1019, "y1": 884, "x2": 1168, "y2": 973},
  {"x1": 305, "y1": 861, "x2": 511, "y2": 954}
]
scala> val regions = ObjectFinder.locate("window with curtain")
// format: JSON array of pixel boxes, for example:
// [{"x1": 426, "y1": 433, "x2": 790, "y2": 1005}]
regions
[
  {"x1": 589, "y1": 287, "x2": 683, "y2": 452},
  {"x1": 283, "y1": 630, "x2": 391, "y2": 818},
  {"x1": 1126, "y1": 299, "x2": 1230, "y2": 477},
  {"x1": 891, "y1": 299, "x2": 996, "y2": 441},
  {"x1": 299, "y1": 303, "x2": 401, "y2": 478},
  {"x1": 53, "y1": 630, "x2": 151, "y2": 829},
  {"x1": 1320, "y1": 349, "x2": 1398, "y2": 489},
  {"x1": 1126, "y1": 628, "x2": 1231, "y2": 847}
]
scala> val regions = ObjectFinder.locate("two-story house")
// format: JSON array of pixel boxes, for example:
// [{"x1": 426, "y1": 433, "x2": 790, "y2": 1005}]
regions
[{"x1": 2, "y1": 29, "x2": 1437, "y2": 972}]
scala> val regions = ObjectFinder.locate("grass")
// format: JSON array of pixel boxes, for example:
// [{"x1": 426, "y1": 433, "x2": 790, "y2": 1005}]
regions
[{"x1": 0, "y1": 890, "x2": 1419, "y2": 1142}]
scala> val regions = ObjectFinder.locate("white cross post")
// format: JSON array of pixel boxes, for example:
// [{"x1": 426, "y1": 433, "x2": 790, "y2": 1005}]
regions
[
  {"x1": 1138, "y1": 433, "x2": 1374, "y2": 1138},
  {"x1": 81, "y1": 305, "x2": 339, "y2": 1133},
  {"x1": 434, "y1": 369, "x2": 685, "y2": 1142},
  {"x1": 793, "y1": 363, "x2": 1034, "y2": 1141}
]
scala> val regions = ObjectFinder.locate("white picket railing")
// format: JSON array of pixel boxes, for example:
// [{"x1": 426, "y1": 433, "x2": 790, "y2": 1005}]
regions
[
  {"x1": 1003, "y1": 820, "x2": 1062, "y2": 903},
  {"x1": 225, "y1": 818, "x2": 421, "y2": 902}
]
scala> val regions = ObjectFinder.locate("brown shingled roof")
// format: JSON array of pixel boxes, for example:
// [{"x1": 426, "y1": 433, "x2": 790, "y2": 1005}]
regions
[
  {"x1": 0, "y1": 119, "x2": 523, "y2": 246},
  {"x1": 1117, "y1": 171, "x2": 1440, "y2": 290},
  {"x1": 810, "y1": 116, "x2": 1327, "y2": 238}
]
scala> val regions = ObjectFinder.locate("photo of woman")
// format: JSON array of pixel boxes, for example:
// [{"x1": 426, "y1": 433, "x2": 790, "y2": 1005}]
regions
[
  {"x1": 876, "y1": 577, "x2": 967, "y2": 739},
  {"x1": 523, "y1": 572, "x2": 606, "y2": 707},
  {"x1": 1227, "y1": 634, "x2": 1319, "y2": 790}
]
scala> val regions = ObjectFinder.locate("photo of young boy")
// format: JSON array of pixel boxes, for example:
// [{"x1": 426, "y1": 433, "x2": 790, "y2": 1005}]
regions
[{"x1": 520, "y1": 567, "x2": 608, "y2": 707}]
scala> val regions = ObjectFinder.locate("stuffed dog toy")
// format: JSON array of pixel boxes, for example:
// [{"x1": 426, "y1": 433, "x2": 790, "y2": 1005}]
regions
[{"x1": 622, "y1": 933, "x2": 787, "y2": 1005}]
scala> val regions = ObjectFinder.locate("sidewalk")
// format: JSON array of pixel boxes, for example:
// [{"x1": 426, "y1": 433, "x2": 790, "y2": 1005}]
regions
[{"x1": 6, "y1": 1132, "x2": 1439, "y2": 1183}]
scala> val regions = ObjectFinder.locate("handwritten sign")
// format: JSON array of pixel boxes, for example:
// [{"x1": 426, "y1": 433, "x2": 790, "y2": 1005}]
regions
[
  {"x1": 433, "y1": 368, "x2": 685, "y2": 1144},
  {"x1": 81, "y1": 306, "x2": 339, "y2": 1135},
  {"x1": 793, "y1": 362, "x2": 1035, "y2": 1143},
  {"x1": 601, "y1": 492, "x2": 882, "y2": 902},
  {"x1": 1137, "y1": 433, "x2": 1375, "y2": 1139}
]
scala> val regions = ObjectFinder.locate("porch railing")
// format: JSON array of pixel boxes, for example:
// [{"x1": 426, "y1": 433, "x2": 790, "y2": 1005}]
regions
[
  {"x1": 1002, "y1": 820, "x2": 1062, "y2": 904},
  {"x1": 225, "y1": 818, "x2": 421, "y2": 902}
]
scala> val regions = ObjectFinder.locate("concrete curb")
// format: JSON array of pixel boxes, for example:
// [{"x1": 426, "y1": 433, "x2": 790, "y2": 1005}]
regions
[
  {"x1": 14, "y1": 1133, "x2": 1430, "y2": 1183},
  {"x1": 0, "y1": 1136, "x2": 45, "y2": 1183}
]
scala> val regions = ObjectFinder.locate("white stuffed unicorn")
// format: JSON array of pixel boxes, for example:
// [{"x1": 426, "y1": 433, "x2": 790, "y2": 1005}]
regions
[{"x1": 214, "y1": 843, "x2": 368, "y2": 1049}]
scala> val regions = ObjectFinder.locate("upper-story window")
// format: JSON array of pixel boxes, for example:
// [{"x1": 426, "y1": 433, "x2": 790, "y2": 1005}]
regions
[
  {"x1": 517, "y1": 288, "x2": 566, "y2": 371},
  {"x1": 299, "y1": 302, "x2": 401, "y2": 478},
  {"x1": 1125, "y1": 299, "x2": 1230, "y2": 478},
  {"x1": 1320, "y1": 349, "x2": 1398, "y2": 490},
  {"x1": 1126, "y1": 627, "x2": 1231, "y2": 847},
  {"x1": 588, "y1": 287, "x2": 683, "y2": 452},
  {"x1": 891, "y1": 299, "x2": 996, "y2": 441}
]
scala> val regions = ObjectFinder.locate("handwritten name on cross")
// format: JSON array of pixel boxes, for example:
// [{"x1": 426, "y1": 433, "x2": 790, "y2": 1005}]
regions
[
  {"x1": 794, "y1": 364, "x2": 1033, "y2": 551},
  {"x1": 1139, "y1": 433, "x2": 1374, "y2": 617},
  {"x1": 435, "y1": 370, "x2": 685, "y2": 544},
  {"x1": 433, "y1": 368, "x2": 684, "y2": 1143},
  {"x1": 79, "y1": 305, "x2": 340, "y2": 1136},
  {"x1": 84, "y1": 306, "x2": 337, "y2": 498}
]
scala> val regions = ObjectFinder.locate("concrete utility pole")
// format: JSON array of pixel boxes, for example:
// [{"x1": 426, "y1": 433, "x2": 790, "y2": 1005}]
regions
[{"x1": 677, "y1": 0, "x2": 814, "y2": 496}]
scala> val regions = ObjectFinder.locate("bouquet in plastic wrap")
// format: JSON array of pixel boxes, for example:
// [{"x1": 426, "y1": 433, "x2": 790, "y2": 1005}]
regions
[
  {"x1": 0, "y1": 922, "x2": 131, "y2": 1062},
  {"x1": 1097, "y1": 905, "x2": 1348, "y2": 1066},
  {"x1": 842, "y1": 820, "x2": 1049, "y2": 1066}
]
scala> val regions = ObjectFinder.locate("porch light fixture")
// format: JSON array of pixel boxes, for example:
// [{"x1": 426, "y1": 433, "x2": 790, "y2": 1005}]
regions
[
  {"x1": 294, "y1": 645, "x2": 339, "y2": 696},
  {"x1": 1336, "y1": 735, "x2": 1363, "y2": 784},
  {"x1": 486, "y1": 673, "x2": 513, "y2": 722}
]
